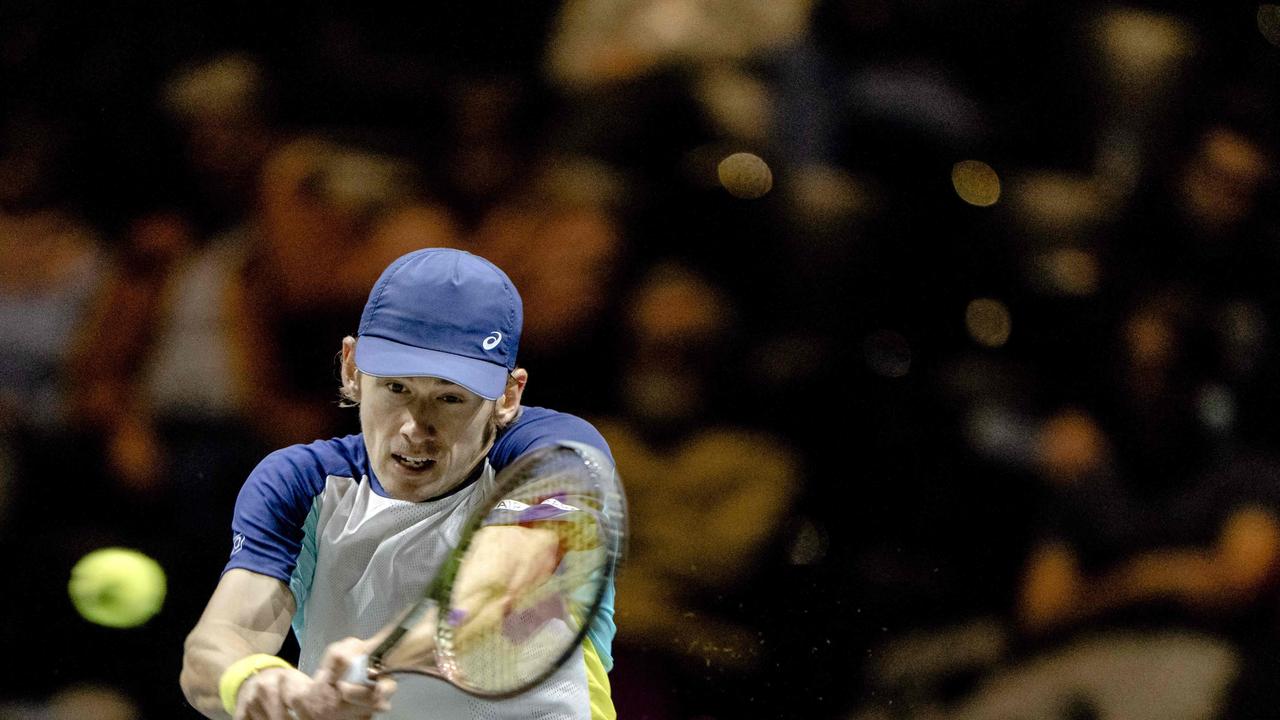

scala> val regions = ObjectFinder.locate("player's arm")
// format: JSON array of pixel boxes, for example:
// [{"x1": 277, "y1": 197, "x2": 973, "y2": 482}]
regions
[
  {"x1": 181, "y1": 568, "x2": 297, "y2": 718},
  {"x1": 182, "y1": 569, "x2": 396, "y2": 719},
  {"x1": 447, "y1": 524, "x2": 563, "y2": 647}
]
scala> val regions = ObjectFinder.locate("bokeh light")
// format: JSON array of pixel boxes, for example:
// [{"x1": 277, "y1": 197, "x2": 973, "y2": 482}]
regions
[
  {"x1": 1197, "y1": 384, "x2": 1236, "y2": 434},
  {"x1": 1259, "y1": 4, "x2": 1280, "y2": 47},
  {"x1": 965, "y1": 298, "x2": 1012, "y2": 348},
  {"x1": 951, "y1": 160, "x2": 1001, "y2": 207},
  {"x1": 717, "y1": 151, "x2": 773, "y2": 199},
  {"x1": 863, "y1": 330, "x2": 912, "y2": 378},
  {"x1": 787, "y1": 519, "x2": 828, "y2": 566},
  {"x1": 1093, "y1": 8, "x2": 1196, "y2": 91},
  {"x1": 1039, "y1": 248, "x2": 1101, "y2": 296}
]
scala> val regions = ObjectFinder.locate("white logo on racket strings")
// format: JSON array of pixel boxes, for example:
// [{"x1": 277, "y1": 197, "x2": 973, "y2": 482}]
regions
[{"x1": 482, "y1": 331, "x2": 502, "y2": 350}]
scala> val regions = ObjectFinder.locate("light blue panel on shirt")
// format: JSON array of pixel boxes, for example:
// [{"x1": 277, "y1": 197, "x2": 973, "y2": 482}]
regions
[
  {"x1": 290, "y1": 496, "x2": 324, "y2": 639},
  {"x1": 587, "y1": 580, "x2": 617, "y2": 672}
]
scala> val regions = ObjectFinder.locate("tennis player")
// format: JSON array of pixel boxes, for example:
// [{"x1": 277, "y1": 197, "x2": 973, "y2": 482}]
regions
[{"x1": 180, "y1": 248, "x2": 617, "y2": 719}]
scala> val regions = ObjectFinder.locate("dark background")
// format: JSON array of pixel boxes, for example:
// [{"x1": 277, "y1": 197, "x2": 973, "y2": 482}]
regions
[{"x1": 4, "y1": 1, "x2": 1280, "y2": 718}]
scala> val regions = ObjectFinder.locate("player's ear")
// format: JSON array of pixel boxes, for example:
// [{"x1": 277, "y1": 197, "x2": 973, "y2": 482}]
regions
[
  {"x1": 340, "y1": 336, "x2": 361, "y2": 400},
  {"x1": 495, "y1": 368, "x2": 527, "y2": 425}
]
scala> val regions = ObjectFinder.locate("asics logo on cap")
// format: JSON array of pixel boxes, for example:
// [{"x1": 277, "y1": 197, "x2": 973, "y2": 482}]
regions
[{"x1": 482, "y1": 332, "x2": 502, "y2": 350}]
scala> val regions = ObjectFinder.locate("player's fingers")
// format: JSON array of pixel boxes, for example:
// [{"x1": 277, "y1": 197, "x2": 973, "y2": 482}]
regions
[
  {"x1": 289, "y1": 703, "x2": 320, "y2": 720},
  {"x1": 284, "y1": 676, "x2": 325, "y2": 720},
  {"x1": 355, "y1": 671, "x2": 399, "y2": 712},
  {"x1": 326, "y1": 642, "x2": 396, "y2": 714},
  {"x1": 236, "y1": 671, "x2": 286, "y2": 720},
  {"x1": 236, "y1": 679, "x2": 285, "y2": 720},
  {"x1": 334, "y1": 679, "x2": 389, "y2": 707},
  {"x1": 376, "y1": 676, "x2": 397, "y2": 706},
  {"x1": 315, "y1": 636, "x2": 368, "y2": 685},
  {"x1": 340, "y1": 677, "x2": 397, "y2": 715},
  {"x1": 268, "y1": 673, "x2": 298, "y2": 720},
  {"x1": 284, "y1": 704, "x2": 312, "y2": 720}
]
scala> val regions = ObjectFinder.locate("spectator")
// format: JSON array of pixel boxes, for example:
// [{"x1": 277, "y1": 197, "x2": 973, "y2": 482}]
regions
[
  {"x1": 1017, "y1": 289, "x2": 1280, "y2": 717},
  {"x1": 598, "y1": 264, "x2": 802, "y2": 718}
]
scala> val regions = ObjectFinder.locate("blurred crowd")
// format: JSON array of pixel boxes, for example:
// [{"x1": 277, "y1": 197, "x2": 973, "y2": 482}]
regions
[{"x1": 4, "y1": 1, "x2": 1280, "y2": 718}]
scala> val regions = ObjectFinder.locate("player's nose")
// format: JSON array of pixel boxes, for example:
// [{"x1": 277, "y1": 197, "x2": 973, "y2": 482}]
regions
[{"x1": 400, "y1": 413, "x2": 435, "y2": 443}]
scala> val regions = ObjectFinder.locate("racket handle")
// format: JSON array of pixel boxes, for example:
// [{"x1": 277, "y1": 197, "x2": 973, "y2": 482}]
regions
[{"x1": 342, "y1": 654, "x2": 374, "y2": 687}]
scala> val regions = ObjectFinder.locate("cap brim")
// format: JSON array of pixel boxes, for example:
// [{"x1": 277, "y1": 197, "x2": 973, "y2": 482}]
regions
[{"x1": 355, "y1": 335, "x2": 508, "y2": 401}]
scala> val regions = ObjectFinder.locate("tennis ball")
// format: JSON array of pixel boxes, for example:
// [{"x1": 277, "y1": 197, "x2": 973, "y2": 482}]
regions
[
  {"x1": 717, "y1": 152, "x2": 773, "y2": 199},
  {"x1": 68, "y1": 547, "x2": 167, "y2": 629}
]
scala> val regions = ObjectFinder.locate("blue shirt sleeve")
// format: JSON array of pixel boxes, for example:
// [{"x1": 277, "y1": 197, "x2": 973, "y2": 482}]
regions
[
  {"x1": 488, "y1": 406, "x2": 614, "y2": 470},
  {"x1": 223, "y1": 437, "x2": 361, "y2": 582}
]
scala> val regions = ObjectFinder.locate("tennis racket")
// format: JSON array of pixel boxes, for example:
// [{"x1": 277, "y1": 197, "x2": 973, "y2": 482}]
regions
[{"x1": 343, "y1": 441, "x2": 625, "y2": 697}]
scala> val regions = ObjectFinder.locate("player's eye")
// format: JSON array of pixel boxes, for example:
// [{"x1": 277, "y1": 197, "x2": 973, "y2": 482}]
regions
[
  {"x1": 386, "y1": 381, "x2": 409, "y2": 394},
  {"x1": 440, "y1": 394, "x2": 465, "y2": 404}
]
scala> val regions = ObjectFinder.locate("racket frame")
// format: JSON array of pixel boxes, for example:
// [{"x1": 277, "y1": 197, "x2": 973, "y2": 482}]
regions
[{"x1": 362, "y1": 442, "x2": 625, "y2": 697}]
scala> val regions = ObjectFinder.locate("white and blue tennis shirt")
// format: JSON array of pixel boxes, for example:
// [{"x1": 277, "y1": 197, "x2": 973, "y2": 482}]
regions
[{"x1": 224, "y1": 407, "x2": 617, "y2": 719}]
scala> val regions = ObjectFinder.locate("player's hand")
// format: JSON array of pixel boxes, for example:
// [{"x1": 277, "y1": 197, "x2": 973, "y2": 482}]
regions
[
  {"x1": 237, "y1": 638, "x2": 397, "y2": 720},
  {"x1": 234, "y1": 665, "x2": 311, "y2": 720},
  {"x1": 448, "y1": 525, "x2": 561, "y2": 646}
]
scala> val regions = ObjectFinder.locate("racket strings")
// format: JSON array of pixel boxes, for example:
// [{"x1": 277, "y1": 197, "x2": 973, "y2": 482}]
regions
[
  {"x1": 440, "y1": 448, "x2": 619, "y2": 693},
  {"x1": 441, "y1": 545, "x2": 606, "y2": 690}
]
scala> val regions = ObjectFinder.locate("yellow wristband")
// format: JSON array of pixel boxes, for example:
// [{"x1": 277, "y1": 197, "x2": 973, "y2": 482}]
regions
[{"x1": 218, "y1": 653, "x2": 293, "y2": 716}]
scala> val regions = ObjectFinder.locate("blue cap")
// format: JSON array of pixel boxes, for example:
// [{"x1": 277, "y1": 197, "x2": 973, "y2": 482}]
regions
[{"x1": 355, "y1": 249, "x2": 522, "y2": 400}]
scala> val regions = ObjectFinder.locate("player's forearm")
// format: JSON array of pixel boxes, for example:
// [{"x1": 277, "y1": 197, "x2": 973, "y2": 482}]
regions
[{"x1": 181, "y1": 620, "x2": 284, "y2": 718}]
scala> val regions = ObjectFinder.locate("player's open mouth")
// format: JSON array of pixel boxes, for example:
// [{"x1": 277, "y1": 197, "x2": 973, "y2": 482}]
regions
[{"x1": 392, "y1": 453, "x2": 436, "y2": 471}]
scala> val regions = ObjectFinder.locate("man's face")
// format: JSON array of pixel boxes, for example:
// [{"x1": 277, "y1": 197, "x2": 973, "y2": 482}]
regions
[{"x1": 358, "y1": 374, "x2": 497, "y2": 501}]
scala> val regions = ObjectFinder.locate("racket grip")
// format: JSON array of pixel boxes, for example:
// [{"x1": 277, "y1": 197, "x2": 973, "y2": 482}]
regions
[{"x1": 342, "y1": 654, "x2": 375, "y2": 687}]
